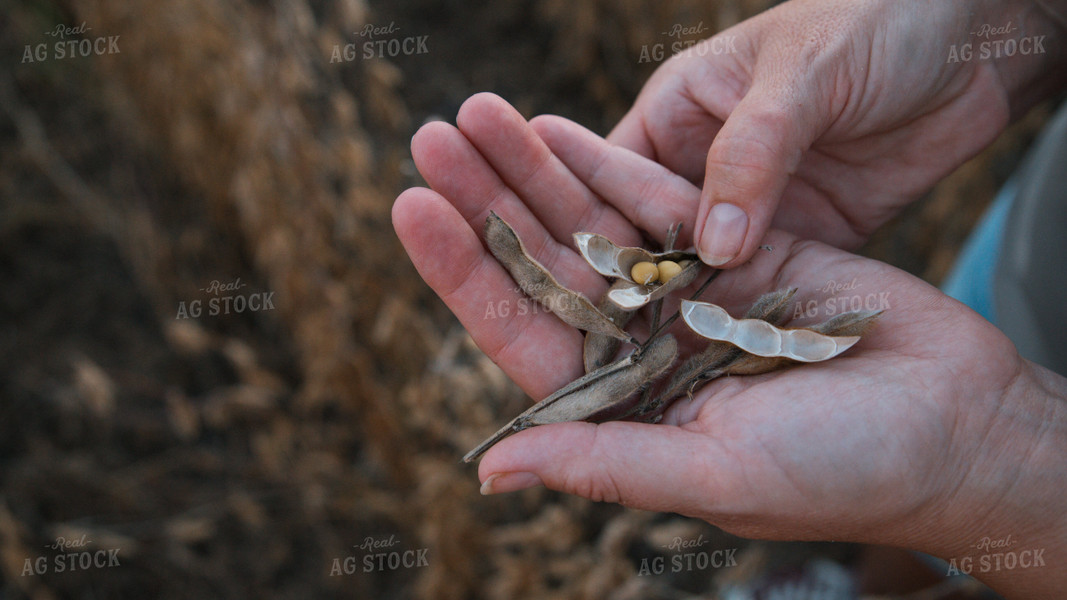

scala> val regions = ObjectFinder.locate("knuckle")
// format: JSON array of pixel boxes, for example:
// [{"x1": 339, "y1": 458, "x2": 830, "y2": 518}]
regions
[{"x1": 565, "y1": 468, "x2": 623, "y2": 504}]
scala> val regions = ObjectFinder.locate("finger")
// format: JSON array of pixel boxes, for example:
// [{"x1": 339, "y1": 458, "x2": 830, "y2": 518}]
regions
[
  {"x1": 531, "y1": 114, "x2": 701, "y2": 247},
  {"x1": 410, "y1": 118, "x2": 606, "y2": 301},
  {"x1": 475, "y1": 393, "x2": 886, "y2": 543},
  {"x1": 695, "y1": 89, "x2": 819, "y2": 267},
  {"x1": 392, "y1": 187, "x2": 584, "y2": 400},
  {"x1": 477, "y1": 420, "x2": 739, "y2": 519},
  {"x1": 455, "y1": 93, "x2": 642, "y2": 247},
  {"x1": 607, "y1": 58, "x2": 730, "y2": 185},
  {"x1": 605, "y1": 105, "x2": 658, "y2": 161}
]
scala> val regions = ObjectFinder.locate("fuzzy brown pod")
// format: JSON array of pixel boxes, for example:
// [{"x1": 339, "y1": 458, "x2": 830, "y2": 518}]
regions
[
  {"x1": 582, "y1": 280, "x2": 638, "y2": 373},
  {"x1": 463, "y1": 334, "x2": 678, "y2": 462},
  {"x1": 573, "y1": 233, "x2": 702, "y2": 310},
  {"x1": 485, "y1": 212, "x2": 631, "y2": 342}
]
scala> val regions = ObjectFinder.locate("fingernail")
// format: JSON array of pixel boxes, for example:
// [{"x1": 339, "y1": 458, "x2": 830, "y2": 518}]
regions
[
  {"x1": 698, "y1": 203, "x2": 748, "y2": 266},
  {"x1": 480, "y1": 472, "x2": 543, "y2": 495}
]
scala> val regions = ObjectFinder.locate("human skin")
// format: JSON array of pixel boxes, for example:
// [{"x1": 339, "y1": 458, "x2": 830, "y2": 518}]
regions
[
  {"x1": 392, "y1": 93, "x2": 1067, "y2": 599},
  {"x1": 393, "y1": 0, "x2": 1067, "y2": 596},
  {"x1": 605, "y1": 0, "x2": 1067, "y2": 267}
]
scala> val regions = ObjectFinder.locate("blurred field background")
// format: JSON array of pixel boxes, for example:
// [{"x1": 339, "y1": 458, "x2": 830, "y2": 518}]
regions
[{"x1": 0, "y1": 0, "x2": 1055, "y2": 598}]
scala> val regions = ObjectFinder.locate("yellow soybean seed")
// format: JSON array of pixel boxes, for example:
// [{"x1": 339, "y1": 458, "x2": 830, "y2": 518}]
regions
[
  {"x1": 657, "y1": 260, "x2": 682, "y2": 283},
  {"x1": 631, "y1": 261, "x2": 659, "y2": 285}
]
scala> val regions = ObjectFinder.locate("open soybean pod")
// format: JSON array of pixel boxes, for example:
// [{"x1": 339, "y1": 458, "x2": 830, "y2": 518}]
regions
[
  {"x1": 645, "y1": 288, "x2": 798, "y2": 415},
  {"x1": 582, "y1": 223, "x2": 687, "y2": 373},
  {"x1": 573, "y1": 232, "x2": 702, "y2": 310},
  {"x1": 462, "y1": 334, "x2": 678, "y2": 463},
  {"x1": 722, "y1": 308, "x2": 883, "y2": 375},
  {"x1": 680, "y1": 300, "x2": 864, "y2": 362},
  {"x1": 485, "y1": 212, "x2": 631, "y2": 341}
]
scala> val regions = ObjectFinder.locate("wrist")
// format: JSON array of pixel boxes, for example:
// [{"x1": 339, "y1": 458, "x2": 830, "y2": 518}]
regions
[{"x1": 923, "y1": 359, "x2": 1067, "y2": 597}]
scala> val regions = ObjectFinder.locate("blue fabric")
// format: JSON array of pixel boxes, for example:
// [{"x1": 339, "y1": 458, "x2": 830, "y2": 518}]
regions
[
  {"x1": 913, "y1": 181, "x2": 1018, "y2": 593},
  {"x1": 940, "y1": 180, "x2": 1017, "y2": 325}
]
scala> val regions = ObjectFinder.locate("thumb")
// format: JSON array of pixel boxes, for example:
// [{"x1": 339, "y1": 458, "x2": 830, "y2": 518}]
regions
[
  {"x1": 476, "y1": 421, "x2": 735, "y2": 517},
  {"x1": 695, "y1": 91, "x2": 818, "y2": 267}
]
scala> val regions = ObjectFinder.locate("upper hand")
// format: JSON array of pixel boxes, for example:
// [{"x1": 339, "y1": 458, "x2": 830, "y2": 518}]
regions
[{"x1": 608, "y1": 0, "x2": 1029, "y2": 266}]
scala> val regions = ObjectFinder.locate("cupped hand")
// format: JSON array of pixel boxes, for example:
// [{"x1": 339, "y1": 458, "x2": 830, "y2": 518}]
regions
[
  {"x1": 609, "y1": 0, "x2": 1028, "y2": 266},
  {"x1": 392, "y1": 94, "x2": 1033, "y2": 557}
]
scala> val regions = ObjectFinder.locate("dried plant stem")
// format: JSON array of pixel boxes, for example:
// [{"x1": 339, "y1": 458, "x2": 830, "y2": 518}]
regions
[
  {"x1": 582, "y1": 282, "x2": 639, "y2": 373},
  {"x1": 645, "y1": 222, "x2": 682, "y2": 338},
  {"x1": 624, "y1": 270, "x2": 723, "y2": 420},
  {"x1": 642, "y1": 268, "x2": 721, "y2": 346},
  {"x1": 636, "y1": 289, "x2": 797, "y2": 418}
]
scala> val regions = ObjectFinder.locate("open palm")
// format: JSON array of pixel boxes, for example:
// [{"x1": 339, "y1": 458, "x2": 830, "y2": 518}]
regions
[{"x1": 392, "y1": 94, "x2": 1027, "y2": 553}]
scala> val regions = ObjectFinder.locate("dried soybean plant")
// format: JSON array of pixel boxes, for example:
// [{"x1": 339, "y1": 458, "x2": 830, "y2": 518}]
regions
[{"x1": 463, "y1": 212, "x2": 881, "y2": 462}]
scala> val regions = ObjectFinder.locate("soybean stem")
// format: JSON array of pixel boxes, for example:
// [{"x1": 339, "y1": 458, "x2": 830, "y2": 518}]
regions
[
  {"x1": 648, "y1": 297, "x2": 664, "y2": 340},
  {"x1": 647, "y1": 222, "x2": 683, "y2": 337},
  {"x1": 641, "y1": 268, "x2": 720, "y2": 347}
]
